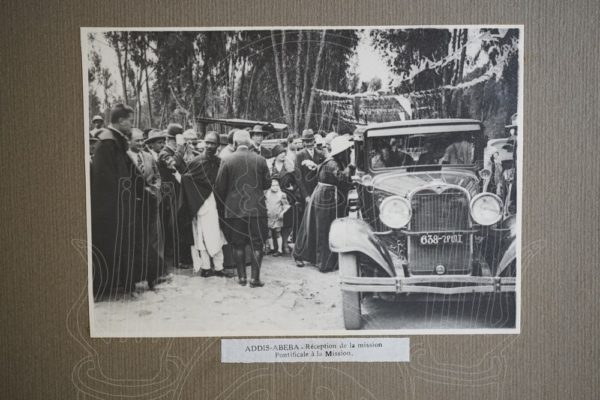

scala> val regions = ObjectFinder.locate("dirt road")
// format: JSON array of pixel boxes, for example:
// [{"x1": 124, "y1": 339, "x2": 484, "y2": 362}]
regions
[
  {"x1": 92, "y1": 255, "x2": 343, "y2": 336},
  {"x1": 93, "y1": 255, "x2": 516, "y2": 336}
]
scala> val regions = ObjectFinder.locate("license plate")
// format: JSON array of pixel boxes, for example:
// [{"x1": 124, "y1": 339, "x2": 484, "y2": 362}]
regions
[{"x1": 419, "y1": 233, "x2": 464, "y2": 245}]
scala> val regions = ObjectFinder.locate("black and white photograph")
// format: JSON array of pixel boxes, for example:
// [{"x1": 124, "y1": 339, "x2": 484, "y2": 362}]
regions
[{"x1": 83, "y1": 26, "x2": 523, "y2": 336}]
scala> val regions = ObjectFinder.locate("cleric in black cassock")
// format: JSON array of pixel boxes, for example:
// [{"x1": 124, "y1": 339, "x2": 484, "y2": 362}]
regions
[
  {"x1": 90, "y1": 104, "x2": 160, "y2": 298},
  {"x1": 293, "y1": 136, "x2": 354, "y2": 272}
]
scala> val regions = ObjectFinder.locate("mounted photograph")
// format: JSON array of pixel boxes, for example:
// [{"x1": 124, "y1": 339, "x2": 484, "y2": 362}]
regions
[{"x1": 82, "y1": 26, "x2": 523, "y2": 336}]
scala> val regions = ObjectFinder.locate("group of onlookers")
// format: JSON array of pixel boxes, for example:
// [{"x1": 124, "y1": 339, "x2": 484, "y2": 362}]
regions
[{"x1": 89, "y1": 103, "x2": 356, "y2": 299}]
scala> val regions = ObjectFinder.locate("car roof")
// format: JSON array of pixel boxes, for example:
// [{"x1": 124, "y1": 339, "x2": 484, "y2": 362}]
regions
[{"x1": 361, "y1": 118, "x2": 483, "y2": 137}]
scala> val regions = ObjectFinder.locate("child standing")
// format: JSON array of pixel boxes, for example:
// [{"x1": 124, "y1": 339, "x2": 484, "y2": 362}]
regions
[{"x1": 265, "y1": 178, "x2": 290, "y2": 256}]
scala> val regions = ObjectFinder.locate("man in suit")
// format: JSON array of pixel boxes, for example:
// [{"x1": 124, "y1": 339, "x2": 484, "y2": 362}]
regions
[
  {"x1": 216, "y1": 130, "x2": 271, "y2": 287},
  {"x1": 295, "y1": 129, "x2": 326, "y2": 203},
  {"x1": 250, "y1": 125, "x2": 272, "y2": 159}
]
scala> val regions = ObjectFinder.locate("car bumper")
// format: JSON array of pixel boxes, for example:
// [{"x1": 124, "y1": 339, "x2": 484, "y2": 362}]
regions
[{"x1": 340, "y1": 275, "x2": 516, "y2": 295}]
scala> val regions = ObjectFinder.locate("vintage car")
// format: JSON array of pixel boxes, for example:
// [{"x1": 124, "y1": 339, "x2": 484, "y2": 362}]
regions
[{"x1": 329, "y1": 119, "x2": 518, "y2": 329}]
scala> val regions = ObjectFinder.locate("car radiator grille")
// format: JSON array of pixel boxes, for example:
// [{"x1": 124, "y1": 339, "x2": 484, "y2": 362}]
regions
[{"x1": 408, "y1": 188, "x2": 472, "y2": 275}]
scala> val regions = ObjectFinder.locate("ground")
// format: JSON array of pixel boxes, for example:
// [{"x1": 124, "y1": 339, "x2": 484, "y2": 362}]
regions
[{"x1": 92, "y1": 255, "x2": 516, "y2": 336}]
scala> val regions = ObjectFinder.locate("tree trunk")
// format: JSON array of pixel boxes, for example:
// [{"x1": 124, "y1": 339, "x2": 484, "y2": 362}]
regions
[
  {"x1": 236, "y1": 56, "x2": 247, "y2": 118},
  {"x1": 304, "y1": 30, "x2": 326, "y2": 131},
  {"x1": 457, "y1": 29, "x2": 468, "y2": 83},
  {"x1": 299, "y1": 32, "x2": 312, "y2": 130},
  {"x1": 124, "y1": 32, "x2": 130, "y2": 105},
  {"x1": 280, "y1": 30, "x2": 293, "y2": 127},
  {"x1": 293, "y1": 31, "x2": 303, "y2": 134},
  {"x1": 271, "y1": 31, "x2": 288, "y2": 123},
  {"x1": 112, "y1": 35, "x2": 128, "y2": 104},
  {"x1": 244, "y1": 62, "x2": 257, "y2": 119},
  {"x1": 144, "y1": 63, "x2": 152, "y2": 127},
  {"x1": 227, "y1": 49, "x2": 235, "y2": 118}
]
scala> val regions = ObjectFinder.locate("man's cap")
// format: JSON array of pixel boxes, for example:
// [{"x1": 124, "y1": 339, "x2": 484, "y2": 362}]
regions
[
  {"x1": 219, "y1": 134, "x2": 228, "y2": 145},
  {"x1": 92, "y1": 115, "x2": 103, "y2": 122},
  {"x1": 301, "y1": 129, "x2": 315, "y2": 141},
  {"x1": 144, "y1": 129, "x2": 168, "y2": 144},
  {"x1": 166, "y1": 123, "x2": 184, "y2": 137},
  {"x1": 204, "y1": 131, "x2": 220, "y2": 145},
  {"x1": 329, "y1": 135, "x2": 353, "y2": 157}
]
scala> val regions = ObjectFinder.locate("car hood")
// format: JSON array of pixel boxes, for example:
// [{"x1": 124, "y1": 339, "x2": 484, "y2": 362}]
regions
[{"x1": 371, "y1": 169, "x2": 480, "y2": 198}]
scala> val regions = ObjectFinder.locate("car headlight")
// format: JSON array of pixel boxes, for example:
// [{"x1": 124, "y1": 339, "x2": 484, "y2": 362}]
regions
[
  {"x1": 470, "y1": 193, "x2": 503, "y2": 225},
  {"x1": 379, "y1": 196, "x2": 411, "y2": 229}
]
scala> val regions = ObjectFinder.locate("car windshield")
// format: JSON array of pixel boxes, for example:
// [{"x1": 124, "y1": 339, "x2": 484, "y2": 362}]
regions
[{"x1": 367, "y1": 131, "x2": 482, "y2": 170}]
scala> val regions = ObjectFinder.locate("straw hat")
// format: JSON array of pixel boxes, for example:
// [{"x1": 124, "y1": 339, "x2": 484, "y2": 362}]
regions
[{"x1": 144, "y1": 129, "x2": 168, "y2": 144}]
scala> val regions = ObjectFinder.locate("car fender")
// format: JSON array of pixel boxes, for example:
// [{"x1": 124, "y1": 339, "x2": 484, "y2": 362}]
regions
[
  {"x1": 496, "y1": 238, "x2": 516, "y2": 276},
  {"x1": 329, "y1": 217, "x2": 396, "y2": 277}
]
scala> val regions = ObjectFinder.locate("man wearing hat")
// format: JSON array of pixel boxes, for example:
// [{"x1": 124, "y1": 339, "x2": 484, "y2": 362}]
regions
[
  {"x1": 144, "y1": 129, "x2": 167, "y2": 161},
  {"x1": 294, "y1": 135, "x2": 354, "y2": 272},
  {"x1": 90, "y1": 115, "x2": 104, "y2": 137},
  {"x1": 250, "y1": 125, "x2": 272, "y2": 159},
  {"x1": 294, "y1": 129, "x2": 326, "y2": 204}
]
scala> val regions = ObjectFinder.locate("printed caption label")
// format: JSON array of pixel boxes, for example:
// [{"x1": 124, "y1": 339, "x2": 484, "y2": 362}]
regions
[{"x1": 221, "y1": 338, "x2": 410, "y2": 363}]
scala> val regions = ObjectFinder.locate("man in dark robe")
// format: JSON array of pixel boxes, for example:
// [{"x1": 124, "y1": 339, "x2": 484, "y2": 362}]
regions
[
  {"x1": 294, "y1": 136, "x2": 354, "y2": 272},
  {"x1": 157, "y1": 123, "x2": 189, "y2": 269},
  {"x1": 178, "y1": 132, "x2": 232, "y2": 278},
  {"x1": 90, "y1": 104, "x2": 160, "y2": 299}
]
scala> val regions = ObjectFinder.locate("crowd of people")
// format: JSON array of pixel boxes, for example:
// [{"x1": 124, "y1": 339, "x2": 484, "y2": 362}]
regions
[{"x1": 89, "y1": 104, "x2": 355, "y2": 300}]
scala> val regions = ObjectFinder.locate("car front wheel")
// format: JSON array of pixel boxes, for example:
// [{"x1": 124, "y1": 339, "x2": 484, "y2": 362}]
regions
[{"x1": 340, "y1": 253, "x2": 362, "y2": 329}]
